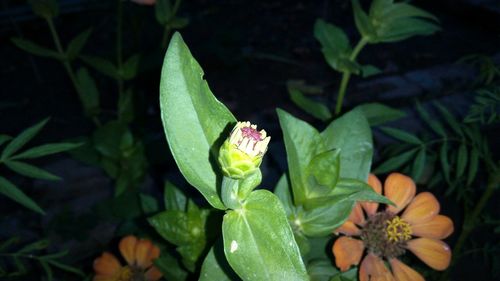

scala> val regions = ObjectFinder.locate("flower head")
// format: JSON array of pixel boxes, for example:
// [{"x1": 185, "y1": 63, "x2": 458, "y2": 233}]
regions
[
  {"x1": 218, "y1": 121, "x2": 270, "y2": 179},
  {"x1": 93, "y1": 235, "x2": 162, "y2": 281},
  {"x1": 332, "y1": 173, "x2": 454, "y2": 281}
]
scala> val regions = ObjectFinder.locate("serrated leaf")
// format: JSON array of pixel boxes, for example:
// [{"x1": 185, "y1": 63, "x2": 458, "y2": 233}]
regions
[
  {"x1": 222, "y1": 190, "x2": 308, "y2": 281},
  {"x1": 0, "y1": 176, "x2": 45, "y2": 214},
  {"x1": 81, "y1": 55, "x2": 118, "y2": 79},
  {"x1": 456, "y1": 143, "x2": 468, "y2": 178},
  {"x1": 66, "y1": 29, "x2": 92, "y2": 60},
  {"x1": 11, "y1": 38, "x2": 62, "y2": 60},
  {"x1": 380, "y1": 127, "x2": 422, "y2": 144},
  {"x1": 11, "y1": 142, "x2": 81, "y2": 160},
  {"x1": 287, "y1": 86, "x2": 332, "y2": 121},
  {"x1": 5, "y1": 161, "x2": 60, "y2": 180},
  {"x1": 467, "y1": 148, "x2": 479, "y2": 186},
  {"x1": 159, "y1": 33, "x2": 236, "y2": 210},
  {"x1": 374, "y1": 148, "x2": 418, "y2": 173},
  {"x1": 1, "y1": 118, "x2": 49, "y2": 160},
  {"x1": 356, "y1": 102, "x2": 406, "y2": 126}
]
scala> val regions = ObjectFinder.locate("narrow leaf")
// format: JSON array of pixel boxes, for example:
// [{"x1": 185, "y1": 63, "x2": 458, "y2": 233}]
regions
[
  {"x1": 456, "y1": 143, "x2": 468, "y2": 178},
  {"x1": 11, "y1": 142, "x2": 81, "y2": 160},
  {"x1": 380, "y1": 127, "x2": 422, "y2": 144},
  {"x1": 412, "y1": 147, "x2": 426, "y2": 181},
  {"x1": 66, "y1": 29, "x2": 92, "y2": 60},
  {"x1": 288, "y1": 86, "x2": 332, "y2": 121},
  {"x1": 0, "y1": 176, "x2": 45, "y2": 214},
  {"x1": 440, "y1": 142, "x2": 451, "y2": 184},
  {"x1": 434, "y1": 102, "x2": 463, "y2": 137},
  {"x1": 0, "y1": 135, "x2": 12, "y2": 147},
  {"x1": 11, "y1": 38, "x2": 62, "y2": 60},
  {"x1": 374, "y1": 148, "x2": 418, "y2": 173},
  {"x1": 5, "y1": 161, "x2": 60, "y2": 180},
  {"x1": 1, "y1": 118, "x2": 49, "y2": 160},
  {"x1": 81, "y1": 55, "x2": 118, "y2": 79},
  {"x1": 356, "y1": 102, "x2": 406, "y2": 126},
  {"x1": 416, "y1": 102, "x2": 446, "y2": 137},
  {"x1": 467, "y1": 148, "x2": 479, "y2": 186},
  {"x1": 164, "y1": 181, "x2": 187, "y2": 211},
  {"x1": 76, "y1": 67, "x2": 100, "y2": 117}
]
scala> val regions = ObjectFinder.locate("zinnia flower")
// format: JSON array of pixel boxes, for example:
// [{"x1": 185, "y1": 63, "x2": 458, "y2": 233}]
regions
[
  {"x1": 93, "y1": 235, "x2": 162, "y2": 281},
  {"x1": 332, "y1": 173, "x2": 454, "y2": 281}
]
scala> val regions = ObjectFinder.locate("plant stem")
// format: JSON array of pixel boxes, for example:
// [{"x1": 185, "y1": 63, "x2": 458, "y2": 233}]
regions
[
  {"x1": 161, "y1": 26, "x2": 172, "y2": 49},
  {"x1": 439, "y1": 168, "x2": 500, "y2": 281},
  {"x1": 116, "y1": 0, "x2": 124, "y2": 100},
  {"x1": 334, "y1": 37, "x2": 368, "y2": 115}
]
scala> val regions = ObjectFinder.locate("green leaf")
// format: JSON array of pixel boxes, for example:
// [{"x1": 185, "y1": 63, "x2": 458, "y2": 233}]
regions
[
  {"x1": 412, "y1": 147, "x2": 426, "y2": 181},
  {"x1": 81, "y1": 55, "x2": 118, "y2": 79},
  {"x1": 154, "y1": 253, "x2": 188, "y2": 281},
  {"x1": 467, "y1": 148, "x2": 479, "y2": 186},
  {"x1": 360, "y1": 64, "x2": 382, "y2": 77},
  {"x1": 29, "y1": 0, "x2": 59, "y2": 19},
  {"x1": 5, "y1": 161, "x2": 60, "y2": 180},
  {"x1": 308, "y1": 259, "x2": 340, "y2": 281},
  {"x1": 149, "y1": 210, "x2": 191, "y2": 245},
  {"x1": 416, "y1": 102, "x2": 446, "y2": 137},
  {"x1": 155, "y1": 0, "x2": 173, "y2": 25},
  {"x1": 434, "y1": 103, "x2": 463, "y2": 137},
  {"x1": 222, "y1": 190, "x2": 308, "y2": 281},
  {"x1": 18, "y1": 239, "x2": 49, "y2": 253},
  {"x1": 0, "y1": 176, "x2": 45, "y2": 214},
  {"x1": 160, "y1": 33, "x2": 236, "y2": 210},
  {"x1": 305, "y1": 149, "x2": 340, "y2": 198},
  {"x1": 1, "y1": 118, "x2": 49, "y2": 160},
  {"x1": 66, "y1": 29, "x2": 92, "y2": 60},
  {"x1": 321, "y1": 108, "x2": 373, "y2": 181},
  {"x1": 40, "y1": 260, "x2": 53, "y2": 281},
  {"x1": 75, "y1": 67, "x2": 100, "y2": 117},
  {"x1": 120, "y1": 54, "x2": 141, "y2": 80},
  {"x1": 11, "y1": 38, "x2": 62, "y2": 60},
  {"x1": 170, "y1": 17, "x2": 190, "y2": 29},
  {"x1": 200, "y1": 241, "x2": 240, "y2": 281},
  {"x1": 46, "y1": 259, "x2": 84, "y2": 276},
  {"x1": 92, "y1": 121, "x2": 129, "y2": 159},
  {"x1": 356, "y1": 102, "x2": 406, "y2": 126},
  {"x1": 0, "y1": 135, "x2": 12, "y2": 147},
  {"x1": 164, "y1": 181, "x2": 187, "y2": 211},
  {"x1": 140, "y1": 194, "x2": 159, "y2": 215},
  {"x1": 352, "y1": 0, "x2": 375, "y2": 40},
  {"x1": 374, "y1": 148, "x2": 418, "y2": 174},
  {"x1": 274, "y1": 174, "x2": 295, "y2": 218},
  {"x1": 440, "y1": 142, "x2": 451, "y2": 184},
  {"x1": 11, "y1": 142, "x2": 82, "y2": 160},
  {"x1": 277, "y1": 109, "x2": 325, "y2": 205},
  {"x1": 456, "y1": 143, "x2": 468, "y2": 179},
  {"x1": 380, "y1": 126, "x2": 422, "y2": 145},
  {"x1": 287, "y1": 86, "x2": 332, "y2": 121}
]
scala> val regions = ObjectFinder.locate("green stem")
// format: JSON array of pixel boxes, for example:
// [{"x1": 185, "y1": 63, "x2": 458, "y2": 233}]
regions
[
  {"x1": 221, "y1": 176, "x2": 240, "y2": 210},
  {"x1": 440, "y1": 169, "x2": 500, "y2": 281},
  {"x1": 334, "y1": 37, "x2": 368, "y2": 115},
  {"x1": 161, "y1": 26, "x2": 172, "y2": 49},
  {"x1": 116, "y1": 0, "x2": 124, "y2": 101}
]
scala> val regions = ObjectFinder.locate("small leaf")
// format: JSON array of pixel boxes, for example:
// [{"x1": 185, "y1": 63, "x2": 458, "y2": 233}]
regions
[
  {"x1": 0, "y1": 176, "x2": 45, "y2": 214},
  {"x1": 75, "y1": 67, "x2": 100, "y2": 117},
  {"x1": 374, "y1": 148, "x2": 418, "y2": 174},
  {"x1": 155, "y1": 0, "x2": 173, "y2": 25},
  {"x1": 287, "y1": 85, "x2": 332, "y2": 121},
  {"x1": 120, "y1": 54, "x2": 141, "y2": 80},
  {"x1": 416, "y1": 102, "x2": 446, "y2": 137},
  {"x1": 434, "y1": 102, "x2": 463, "y2": 137},
  {"x1": 11, "y1": 142, "x2": 82, "y2": 160},
  {"x1": 18, "y1": 239, "x2": 49, "y2": 253},
  {"x1": 380, "y1": 127, "x2": 422, "y2": 145},
  {"x1": 46, "y1": 259, "x2": 84, "y2": 276},
  {"x1": 140, "y1": 194, "x2": 159, "y2": 215},
  {"x1": 467, "y1": 148, "x2": 479, "y2": 186},
  {"x1": 356, "y1": 102, "x2": 406, "y2": 126},
  {"x1": 440, "y1": 142, "x2": 451, "y2": 184},
  {"x1": 456, "y1": 143, "x2": 468, "y2": 178},
  {"x1": 1, "y1": 118, "x2": 49, "y2": 160},
  {"x1": 118, "y1": 88, "x2": 134, "y2": 124},
  {"x1": 361, "y1": 64, "x2": 382, "y2": 77},
  {"x1": 40, "y1": 260, "x2": 53, "y2": 281},
  {"x1": 164, "y1": 181, "x2": 187, "y2": 211},
  {"x1": 412, "y1": 147, "x2": 426, "y2": 181},
  {"x1": 154, "y1": 253, "x2": 189, "y2": 281},
  {"x1": 149, "y1": 210, "x2": 191, "y2": 245},
  {"x1": 81, "y1": 55, "x2": 118, "y2": 79},
  {"x1": 352, "y1": 0, "x2": 375, "y2": 40},
  {"x1": 5, "y1": 161, "x2": 60, "y2": 180},
  {"x1": 66, "y1": 29, "x2": 92, "y2": 60},
  {"x1": 11, "y1": 38, "x2": 62, "y2": 60}
]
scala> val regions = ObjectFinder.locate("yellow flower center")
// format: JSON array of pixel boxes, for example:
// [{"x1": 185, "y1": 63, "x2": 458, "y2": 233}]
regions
[{"x1": 386, "y1": 216, "x2": 412, "y2": 242}]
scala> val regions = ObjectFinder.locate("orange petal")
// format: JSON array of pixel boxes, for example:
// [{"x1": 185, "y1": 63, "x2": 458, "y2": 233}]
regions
[
  {"x1": 401, "y1": 192, "x2": 440, "y2": 225},
  {"x1": 389, "y1": 258, "x2": 424, "y2": 281},
  {"x1": 148, "y1": 245, "x2": 161, "y2": 262},
  {"x1": 384, "y1": 173, "x2": 416, "y2": 214},
  {"x1": 93, "y1": 252, "x2": 121, "y2": 276},
  {"x1": 348, "y1": 203, "x2": 366, "y2": 226},
  {"x1": 145, "y1": 266, "x2": 163, "y2": 281},
  {"x1": 411, "y1": 215, "x2": 454, "y2": 239},
  {"x1": 359, "y1": 253, "x2": 395, "y2": 281},
  {"x1": 119, "y1": 235, "x2": 138, "y2": 266},
  {"x1": 332, "y1": 237, "x2": 365, "y2": 271},
  {"x1": 135, "y1": 239, "x2": 154, "y2": 268},
  {"x1": 334, "y1": 220, "x2": 361, "y2": 236},
  {"x1": 362, "y1": 174, "x2": 382, "y2": 216},
  {"x1": 406, "y1": 238, "x2": 451, "y2": 270}
]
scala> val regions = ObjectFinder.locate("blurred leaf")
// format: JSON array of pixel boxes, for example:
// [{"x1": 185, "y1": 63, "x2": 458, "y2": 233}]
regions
[
  {"x1": 159, "y1": 33, "x2": 236, "y2": 210},
  {"x1": 66, "y1": 29, "x2": 92, "y2": 61},
  {"x1": 140, "y1": 194, "x2": 159, "y2": 215},
  {"x1": 40, "y1": 260, "x2": 53, "y2": 281},
  {"x1": 456, "y1": 143, "x2": 468, "y2": 179},
  {"x1": 416, "y1": 102, "x2": 446, "y2": 137},
  {"x1": 380, "y1": 127, "x2": 422, "y2": 144},
  {"x1": 92, "y1": 121, "x2": 129, "y2": 159},
  {"x1": 1, "y1": 118, "x2": 49, "y2": 160},
  {"x1": 11, "y1": 142, "x2": 81, "y2": 160},
  {"x1": 164, "y1": 181, "x2": 187, "y2": 211},
  {"x1": 118, "y1": 88, "x2": 134, "y2": 124},
  {"x1": 412, "y1": 147, "x2": 426, "y2": 181},
  {"x1": 222, "y1": 190, "x2": 308, "y2": 281},
  {"x1": 322, "y1": 109, "x2": 373, "y2": 181},
  {"x1": 434, "y1": 102, "x2": 463, "y2": 137},
  {"x1": 374, "y1": 148, "x2": 418, "y2": 173},
  {"x1": 0, "y1": 176, "x2": 45, "y2": 214},
  {"x1": 330, "y1": 267, "x2": 357, "y2": 281},
  {"x1": 45, "y1": 259, "x2": 84, "y2": 276},
  {"x1": 81, "y1": 55, "x2": 118, "y2": 79},
  {"x1": 308, "y1": 259, "x2": 340, "y2": 281},
  {"x1": 361, "y1": 64, "x2": 382, "y2": 77},
  {"x1": 11, "y1": 38, "x2": 62, "y2": 60},
  {"x1": 155, "y1": 0, "x2": 173, "y2": 25},
  {"x1": 440, "y1": 142, "x2": 451, "y2": 184},
  {"x1": 352, "y1": 0, "x2": 375, "y2": 40},
  {"x1": 467, "y1": 148, "x2": 479, "y2": 186},
  {"x1": 0, "y1": 135, "x2": 12, "y2": 147},
  {"x1": 287, "y1": 84, "x2": 332, "y2": 121},
  {"x1": 120, "y1": 54, "x2": 141, "y2": 80},
  {"x1": 356, "y1": 102, "x2": 406, "y2": 126},
  {"x1": 29, "y1": 0, "x2": 59, "y2": 19},
  {"x1": 154, "y1": 253, "x2": 188, "y2": 281},
  {"x1": 18, "y1": 240, "x2": 49, "y2": 253},
  {"x1": 5, "y1": 161, "x2": 60, "y2": 180},
  {"x1": 170, "y1": 17, "x2": 190, "y2": 29},
  {"x1": 75, "y1": 67, "x2": 100, "y2": 117}
]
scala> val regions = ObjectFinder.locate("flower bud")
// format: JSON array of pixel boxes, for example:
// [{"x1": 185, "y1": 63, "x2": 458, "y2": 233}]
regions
[{"x1": 218, "y1": 121, "x2": 270, "y2": 179}]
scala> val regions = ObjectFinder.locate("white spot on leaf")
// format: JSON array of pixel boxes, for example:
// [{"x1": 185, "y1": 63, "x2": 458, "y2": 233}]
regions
[{"x1": 230, "y1": 240, "x2": 238, "y2": 253}]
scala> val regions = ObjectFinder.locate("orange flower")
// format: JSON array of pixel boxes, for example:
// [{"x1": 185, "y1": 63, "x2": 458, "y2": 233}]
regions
[
  {"x1": 93, "y1": 235, "x2": 163, "y2": 281},
  {"x1": 333, "y1": 173, "x2": 454, "y2": 281}
]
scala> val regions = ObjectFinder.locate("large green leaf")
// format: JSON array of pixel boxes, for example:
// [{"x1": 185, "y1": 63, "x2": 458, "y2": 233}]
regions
[
  {"x1": 200, "y1": 240, "x2": 240, "y2": 281},
  {"x1": 0, "y1": 176, "x2": 45, "y2": 215},
  {"x1": 222, "y1": 190, "x2": 308, "y2": 281},
  {"x1": 160, "y1": 33, "x2": 236, "y2": 210},
  {"x1": 321, "y1": 109, "x2": 373, "y2": 181},
  {"x1": 277, "y1": 109, "x2": 325, "y2": 205}
]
